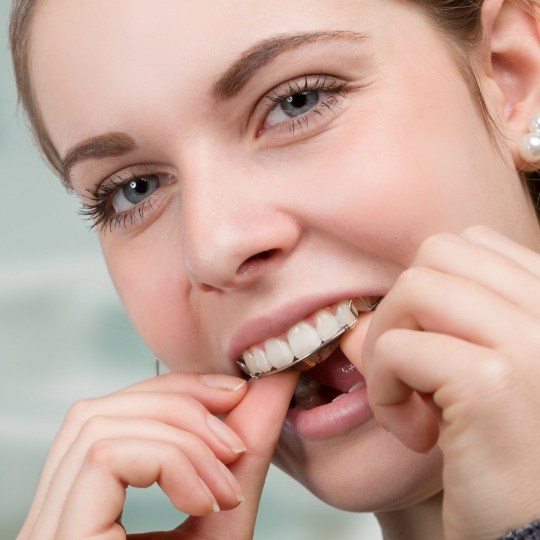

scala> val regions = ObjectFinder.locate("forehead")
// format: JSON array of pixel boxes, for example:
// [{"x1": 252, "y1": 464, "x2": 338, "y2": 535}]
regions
[{"x1": 28, "y1": 0, "x2": 432, "y2": 157}]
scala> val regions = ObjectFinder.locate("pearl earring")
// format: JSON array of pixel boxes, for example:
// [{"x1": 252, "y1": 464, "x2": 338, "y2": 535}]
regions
[{"x1": 519, "y1": 113, "x2": 540, "y2": 164}]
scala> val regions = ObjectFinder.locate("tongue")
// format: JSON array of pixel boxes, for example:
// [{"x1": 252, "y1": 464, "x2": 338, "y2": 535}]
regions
[{"x1": 300, "y1": 345, "x2": 365, "y2": 393}]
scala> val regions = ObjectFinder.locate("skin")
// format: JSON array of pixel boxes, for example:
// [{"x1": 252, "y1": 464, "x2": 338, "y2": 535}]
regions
[{"x1": 17, "y1": 0, "x2": 540, "y2": 538}]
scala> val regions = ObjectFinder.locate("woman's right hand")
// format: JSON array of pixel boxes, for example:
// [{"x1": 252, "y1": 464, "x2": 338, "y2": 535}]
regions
[{"x1": 17, "y1": 369, "x2": 299, "y2": 540}]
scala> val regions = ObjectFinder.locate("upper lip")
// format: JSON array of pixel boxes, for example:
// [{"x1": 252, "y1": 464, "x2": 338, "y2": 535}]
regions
[{"x1": 226, "y1": 289, "x2": 384, "y2": 365}]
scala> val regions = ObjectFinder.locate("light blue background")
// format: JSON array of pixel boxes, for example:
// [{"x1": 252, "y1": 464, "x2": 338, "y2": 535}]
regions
[{"x1": 0, "y1": 3, "x2": 382, "y2": 538}]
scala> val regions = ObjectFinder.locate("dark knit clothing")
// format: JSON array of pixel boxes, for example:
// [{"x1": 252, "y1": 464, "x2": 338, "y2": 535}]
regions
[{"x1": 498, "y1": 519, "x2": 540, "y2": 539}]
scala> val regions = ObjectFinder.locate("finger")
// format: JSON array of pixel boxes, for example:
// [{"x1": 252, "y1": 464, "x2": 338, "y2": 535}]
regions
[
  {"x1": 64, "y1": 392, "x2": 247, "y2": 457},
  {"x1": 20, "y1": 386, "x2": 247, "y2": 538},
  {"x1": 357, "y1": 266, "x2": 539, "y2": 371},
  {"x1": 181, "y1": 370, "x2": 300, "y2": 540},
  {"x1": 119, "y1": 371, "x2": 247, "y2": 402},
  {"x1": 56, "y1": 438, "x2": 220, "y2": 539},
  {"x1": 361, "y1": 328, "x2": 505, "y2": 453},
  {"x1": 409, "y1": 231, "x2": 540, "y2": 317},
  {"x1": 461, "y1": 225, "x2": 540, "y2": 279},
  {"x1": 31, "y1": 417, "x2": 244, "y2": 537}
]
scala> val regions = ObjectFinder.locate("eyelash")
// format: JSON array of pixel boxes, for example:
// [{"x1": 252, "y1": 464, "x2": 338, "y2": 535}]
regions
[
  {"x1": 258, "y1": 73, "x2": 352, "y2": 137},
  {"x1": 78, "y1": 169, "x2": 163, "y2": 233},
  {"x1": 80, "y1": 74, "x2": 354, "y2": 234}
]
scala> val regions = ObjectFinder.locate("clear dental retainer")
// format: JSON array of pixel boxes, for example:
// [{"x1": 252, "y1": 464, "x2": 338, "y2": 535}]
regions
[{"x1": 236, "y1": 296, "x2": 383, "y2": 379}]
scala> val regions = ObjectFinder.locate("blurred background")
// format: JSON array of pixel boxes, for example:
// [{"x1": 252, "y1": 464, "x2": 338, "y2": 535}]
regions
[{"x1": 0, "y1": 3, "x2": 381, "y2": 538}]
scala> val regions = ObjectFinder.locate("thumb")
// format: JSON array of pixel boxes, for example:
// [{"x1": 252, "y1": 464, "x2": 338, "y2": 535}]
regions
[{"x1": 180, "y1": 369, "x2": 299, "y2": 540}]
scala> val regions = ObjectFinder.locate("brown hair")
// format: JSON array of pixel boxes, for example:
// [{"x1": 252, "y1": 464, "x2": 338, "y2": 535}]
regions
[{"x1": 8, "y1": 0, "x2": 540, "y2": 217}]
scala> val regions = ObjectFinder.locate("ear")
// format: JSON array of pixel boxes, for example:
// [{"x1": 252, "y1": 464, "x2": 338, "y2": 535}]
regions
[{"x1": 477, "y1": 0, "x2": 540, "y2": 171}]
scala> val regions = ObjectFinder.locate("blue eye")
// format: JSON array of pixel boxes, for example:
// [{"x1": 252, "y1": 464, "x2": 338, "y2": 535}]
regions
[
  {"x1": 258, "y1": 74, "x2": 363, "y2": 136},
  {"x1": 266, "y1": 90, "x2": 321, "y2": 126},
  {"x1": 79, "y1": 171, "x2": 176, "y2": 233},
  {"x1": 112, "y1": 174, "x2": 160, "y2": 212}
]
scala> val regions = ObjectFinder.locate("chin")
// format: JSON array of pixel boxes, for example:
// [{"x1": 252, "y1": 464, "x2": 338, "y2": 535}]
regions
[{"x1": 273, "y1": 418, "x2": 444, "y2": 512}]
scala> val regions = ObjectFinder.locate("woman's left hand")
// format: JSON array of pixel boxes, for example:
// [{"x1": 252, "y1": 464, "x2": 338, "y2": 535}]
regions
[{"x1": 339, "y1": 225, "x2": 540, "y2": 540}]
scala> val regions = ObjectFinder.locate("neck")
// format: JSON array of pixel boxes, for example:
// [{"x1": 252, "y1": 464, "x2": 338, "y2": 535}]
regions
[{"x1": 374, "y1": 490, "x2": 444, "y2": 540}]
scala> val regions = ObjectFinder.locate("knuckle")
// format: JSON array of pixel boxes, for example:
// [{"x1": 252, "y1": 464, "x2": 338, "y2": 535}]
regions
[
  {"x1": 164, "y1": 443, "x2": 188, "y2": 468},
  {"x1": 162, "y1": 425, "x2": 213, "y2": 463},
  {"x1": 153, "y1": 392, "x2": 206, "y2": 420},
  {"x1": 85, "y1": 439, "x2": 115, "y2": 466},
  {"x1": 174, "y1": 393, "x2": 207, "y2": 415},
  {"x1": 170, "y1": 428, "x2": 206, "y2": 456},
  {"x1": 415, "y1": 232, "x2": 460, "y2": 267},
  {"x1": 397, "y1": 266, "x2": 430, "y2": 292},
  {"x1": 80, "y1": 415, "x2": 109, "y2": 440},
  {"x1": 396, "y1": 267, "x2": 416, "y2": 286},
  {"x1": 176, "y1": 430, "x2": 206, "y2": 452},
  {"x1": 478, "y1": 353, "x2": 513, "y2": 392},
  {"x1": 461, "y1": 224, "x2": 492, "y2": 239},
  {"x1": 418, "y1": 232, "x2": 455, "y2": 256},
  {"x1": 66, "y1": 399, "x2": 95, "y2": 426}
]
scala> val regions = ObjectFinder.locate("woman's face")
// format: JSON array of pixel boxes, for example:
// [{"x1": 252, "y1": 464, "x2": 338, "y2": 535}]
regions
[{"x1": 30, "y1": 0, "x2": 539, "y2": 512}]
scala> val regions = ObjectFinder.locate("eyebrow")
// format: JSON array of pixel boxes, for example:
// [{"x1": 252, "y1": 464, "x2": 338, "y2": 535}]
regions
[
  {"x1": 210, "y1": 29, "x2": 370, "y2": 100},
  {"x1": 61, "y1": 132, "x2": 138, "y2": 191},
  {"x1": 61, "y1": 29, "x2": 370, "y2": 190}
]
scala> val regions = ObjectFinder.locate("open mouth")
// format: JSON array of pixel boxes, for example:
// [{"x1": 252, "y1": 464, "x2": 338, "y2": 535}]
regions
[
  {"x1": 288, "y1": 343, "x2": 366, "y2": 410},
  {"x1": 237, "y1": 296, "x2": 383, "y2": 379},
  {"x1": 287, "y1": 295, "x2": 384, "y2": 412}
]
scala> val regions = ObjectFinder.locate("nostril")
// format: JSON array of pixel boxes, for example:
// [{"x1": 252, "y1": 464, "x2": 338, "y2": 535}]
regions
[
  {"x1": 238, "y1": 249, "x2": 278, "y2": 275},
  {"x1": 253, "y1": 249, "x2": 274, "y2": 261}
]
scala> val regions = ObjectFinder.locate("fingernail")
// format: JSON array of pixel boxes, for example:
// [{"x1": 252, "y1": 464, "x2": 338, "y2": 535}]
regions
[
  {"x1": 206, "y1": 414, "x2": 247, "y2": 454},
  {"x1": 217, "y1": 460, "x2": 246, "y2": 502},
  {"x1": 199, "y1": 477, "x2": 220, "y2": 512},
  {"x1": 201, "y1": 374, "x2": 247, "y2": 392}
]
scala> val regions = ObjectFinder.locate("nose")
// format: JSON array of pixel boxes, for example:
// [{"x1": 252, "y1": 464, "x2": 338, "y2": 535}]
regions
[{"x1": 181, "y1": 156, "x2": 302, "y2": 292}]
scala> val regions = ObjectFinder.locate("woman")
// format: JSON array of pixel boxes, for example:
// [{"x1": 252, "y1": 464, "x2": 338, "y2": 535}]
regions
[{"x1": 9, "y1": 0, "x2": 540, "y2": 538}]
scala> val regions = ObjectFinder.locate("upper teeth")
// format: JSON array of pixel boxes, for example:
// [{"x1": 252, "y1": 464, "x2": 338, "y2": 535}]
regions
[{"x1": 241, "y1": 300, "x2": 359, "y2": 375}]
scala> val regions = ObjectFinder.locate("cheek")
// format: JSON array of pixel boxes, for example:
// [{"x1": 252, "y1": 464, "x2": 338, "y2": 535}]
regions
[
  {"x1": 282, "y1": 121, "x2": 452, "y2": 269},
  {"x1": 294, "y1": 90, "x2": 499, "y2": 269},
  {"x1": 101, "y1": 235, "x2": 199, "y2": 366}
]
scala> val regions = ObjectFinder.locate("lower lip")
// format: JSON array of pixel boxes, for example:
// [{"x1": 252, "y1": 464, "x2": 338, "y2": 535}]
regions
[{"x1": 283, "y1": 384, "x2": 374, "y2": 440}]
